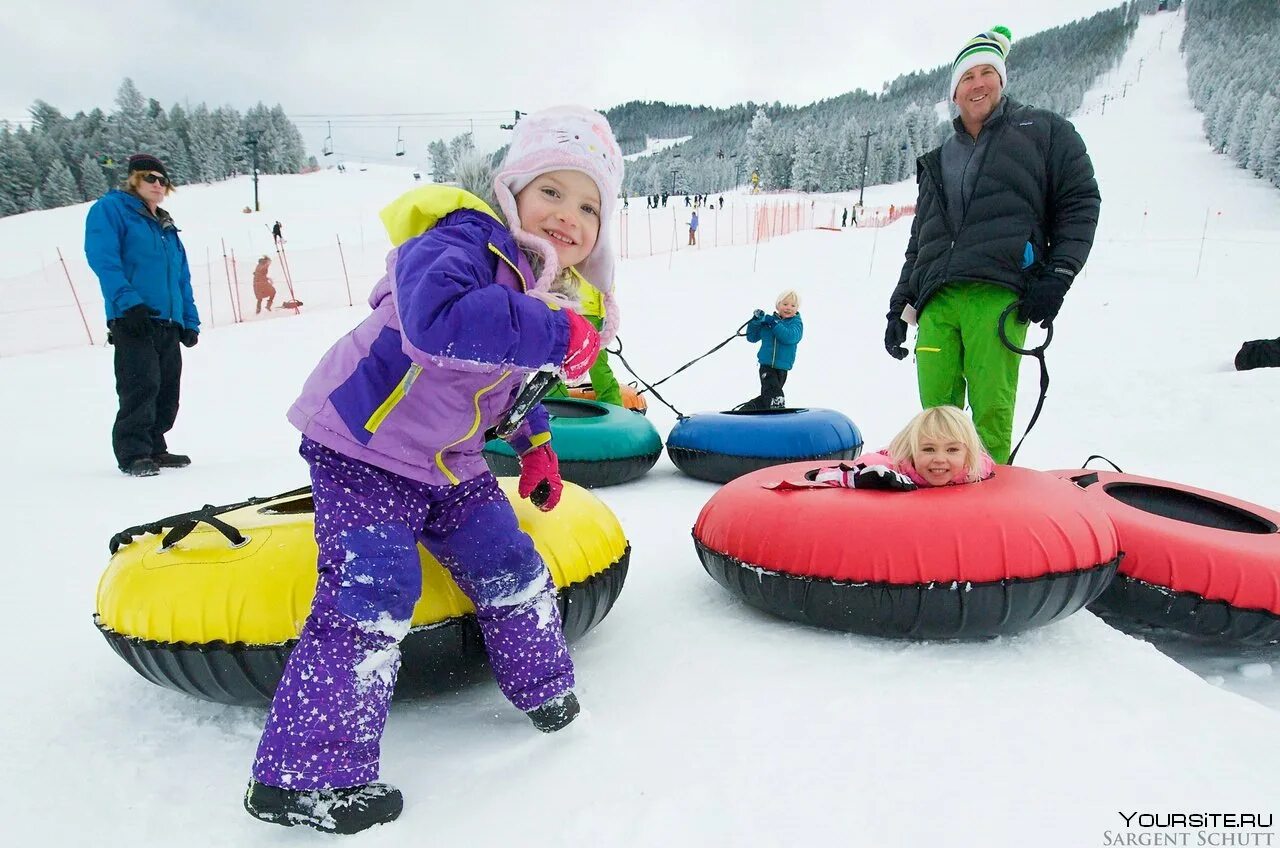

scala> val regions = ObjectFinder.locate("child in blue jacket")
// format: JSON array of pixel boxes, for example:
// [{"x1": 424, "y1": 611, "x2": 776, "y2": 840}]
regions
[{"x1": 738, "y1": 289, "x2": 803, "y2": 410}]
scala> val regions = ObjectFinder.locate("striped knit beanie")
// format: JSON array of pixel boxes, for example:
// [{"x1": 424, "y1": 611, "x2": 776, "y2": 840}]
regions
[{"x1": 949, "y1": 26, "x2": 1013, "y2": 99}]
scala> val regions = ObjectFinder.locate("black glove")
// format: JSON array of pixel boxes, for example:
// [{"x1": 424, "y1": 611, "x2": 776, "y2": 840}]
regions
[
  {"x1": 180, "y1": 328, "x2": 199, "y2": 348},
  {"x1": 114, "y1": 304, "x2": 159, "y2": 339},
  {"x1": 751, "y1": 309, "x2": 765, "y2": 320},
  {"x1": 1018, "y1": 272, "x2": 1071, "y2": 327},
  {"x1": 884, "y1": 312, "x2": 909, "y2": 360},
  {"x1": 853, "y1": 464, "x2": 917, "y2": 491}
]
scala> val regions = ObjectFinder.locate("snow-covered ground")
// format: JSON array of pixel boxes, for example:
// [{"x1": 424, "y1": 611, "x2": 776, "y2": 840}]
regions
[{"x1": 1, "y1": 10, "x2": 1278, "y2": 846}]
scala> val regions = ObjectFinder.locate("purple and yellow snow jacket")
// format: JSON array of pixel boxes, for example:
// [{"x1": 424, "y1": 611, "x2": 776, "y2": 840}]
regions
[{"x1": 287, "y1": 186, "x2": 571, "y2": 486}]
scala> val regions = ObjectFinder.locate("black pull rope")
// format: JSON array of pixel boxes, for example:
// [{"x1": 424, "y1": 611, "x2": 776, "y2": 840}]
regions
[
  {"x1": 108, "y1": 486, "x2": 311, "y2": 554},
  {"x1": 605, "y1": 320, "x2": 751, "y2": 421},
  {"x1": 606, "y1": 335, "x2": 689, "y2": 419},
  {"x1": 998, "y1": 302, "x2": 1054, "y2": 465},
  {"x1": 636, "y1": 320, "x2": 751, "y2": 392},
  {"x1": 1081, "y1": 454, "x2": 1125, "y2": 472}
]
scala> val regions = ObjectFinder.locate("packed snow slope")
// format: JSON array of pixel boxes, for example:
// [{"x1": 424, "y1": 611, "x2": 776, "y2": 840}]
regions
[{"x1": 1, "y1": 10, "x2": 1277, "y2": 847}]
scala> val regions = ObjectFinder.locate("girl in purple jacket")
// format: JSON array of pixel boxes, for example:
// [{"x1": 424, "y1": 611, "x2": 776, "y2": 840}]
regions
[{"x1": 244, "y1": 106, "x2": 624, "y2": 834}]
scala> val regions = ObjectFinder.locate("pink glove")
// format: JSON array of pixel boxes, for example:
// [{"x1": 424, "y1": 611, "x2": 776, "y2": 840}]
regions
[
  {"x1": 518, "y1": 444, "x2": 563, "y2": 511},
  {"x1": 561, "y1": 310, "x2": 601, "y2": 383}
]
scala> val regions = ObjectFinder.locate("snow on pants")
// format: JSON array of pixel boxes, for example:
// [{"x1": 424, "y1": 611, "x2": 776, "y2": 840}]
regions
[
  {"x1": 252, "y1": 437, "x2": 573, "y2": 790},
  {"x1": 914, "y1": 281, "x2": 1028, "y2": 464}
]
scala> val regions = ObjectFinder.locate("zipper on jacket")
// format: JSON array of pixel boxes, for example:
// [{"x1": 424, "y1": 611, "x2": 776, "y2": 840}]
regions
[
  {"x1": 137, "y1": 203, "x2": 181, "y2": 323},
  {"x1": 434, "y1": 369, "x2": 512, "y2": 485},
  {"x1": 364, "y1": 364, "x2": 423, "y2": 433},
  {"x1": 488, "y1": 244, "x2": 528, "y2": 292},
  {"x1": 924, "y1": 119, "x2": 1007, "y2": 295}
]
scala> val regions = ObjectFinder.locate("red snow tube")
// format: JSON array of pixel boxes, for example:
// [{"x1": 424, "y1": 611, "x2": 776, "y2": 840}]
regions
[
  {"x1": 693, "y1": 462, "x2": 1120, "y2": 639},
  {"x1": 1053, "y1": 469, "x2": 1280, "y2": 644}
]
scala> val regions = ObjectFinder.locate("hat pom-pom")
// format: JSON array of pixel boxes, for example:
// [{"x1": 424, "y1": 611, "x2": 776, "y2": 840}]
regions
[{"x1": 992, "y1": 24, "x2": 1013, "y2": 44}]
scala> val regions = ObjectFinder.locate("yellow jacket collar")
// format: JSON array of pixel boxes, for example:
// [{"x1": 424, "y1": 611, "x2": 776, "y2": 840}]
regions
[{"x1": 379, "y1": 185, "x2": 502, "y2": 248}]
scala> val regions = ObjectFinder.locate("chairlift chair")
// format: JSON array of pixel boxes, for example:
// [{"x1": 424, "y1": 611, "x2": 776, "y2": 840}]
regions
[
  {"x1": 323, "y1": 121, "x2": 334, "y2": 157},
  {"x1": 395, "y1": 127, "x2": 406, "y2": 157}
]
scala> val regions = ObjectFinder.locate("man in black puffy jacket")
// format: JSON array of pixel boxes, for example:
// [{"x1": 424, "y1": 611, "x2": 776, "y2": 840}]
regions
[{"x1": 884, "y1": 26, "x2": 1100, "y2": 463}]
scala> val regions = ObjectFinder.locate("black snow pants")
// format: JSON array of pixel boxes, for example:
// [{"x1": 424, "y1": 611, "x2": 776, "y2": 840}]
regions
[{"x1": 110, "y1": 321, "x2": 183, "y2": 468}]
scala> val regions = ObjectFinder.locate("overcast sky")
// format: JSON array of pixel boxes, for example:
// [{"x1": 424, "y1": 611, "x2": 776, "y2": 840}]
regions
[{"x1": 1, "y1": 0, "x2": 1124, "y2": 162}]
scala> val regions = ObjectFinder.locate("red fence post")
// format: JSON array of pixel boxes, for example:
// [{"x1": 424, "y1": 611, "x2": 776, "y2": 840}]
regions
[
  {"x1": 56, "y1": 247, "x2": 94, "y2": 346},
  {"x1": 205, "y1": 246, "x2": 215, "y2": 329},
  {"x1": 229, "y1": 248, "x2": 245, "y2": 321},
  {"x1": 221, "y1": 239, "x2": 239, "y2": 323}
]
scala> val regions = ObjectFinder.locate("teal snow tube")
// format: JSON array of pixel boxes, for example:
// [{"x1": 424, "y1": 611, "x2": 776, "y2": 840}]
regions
[{"x1": 484, "y1": 398, "x2": 663, "y2": 487}]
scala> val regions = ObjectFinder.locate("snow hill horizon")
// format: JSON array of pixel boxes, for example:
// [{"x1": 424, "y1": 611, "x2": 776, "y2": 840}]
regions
[{"x1": 1, "y1": 9, "x2": 1277, "y2": 847}]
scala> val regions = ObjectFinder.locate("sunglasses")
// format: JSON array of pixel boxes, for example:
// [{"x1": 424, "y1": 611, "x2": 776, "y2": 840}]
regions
[{"x1": 141, "y1": 173, "x2": 169, "y2": 186}]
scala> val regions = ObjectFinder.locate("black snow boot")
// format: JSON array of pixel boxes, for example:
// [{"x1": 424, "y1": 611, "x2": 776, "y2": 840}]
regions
[
  {"x1": 152, "y1": 451, "x2": 191, "y2": 468},
  {"x1": 243, "y1": 779, "x2": 403, "y2": 835},
  {"x1": 527, "y1": 692, "x2": 580, "y2": 733},
  {"x1": 121, "y1": 457, "x2": 160, "y2": 477}
]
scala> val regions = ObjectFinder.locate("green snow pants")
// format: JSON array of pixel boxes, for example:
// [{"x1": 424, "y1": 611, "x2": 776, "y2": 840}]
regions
[
  {"x1": 914, "y1": 281, "x2": 1028, "y2": 464},
  {"x1": 545, "y1": 314, "x2": 623, "y2": 407}
]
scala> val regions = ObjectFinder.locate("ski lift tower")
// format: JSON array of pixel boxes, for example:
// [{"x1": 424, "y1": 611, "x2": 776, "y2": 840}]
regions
[{"x1": 245, "y1": 129, "x2": 263, "y2": 212}]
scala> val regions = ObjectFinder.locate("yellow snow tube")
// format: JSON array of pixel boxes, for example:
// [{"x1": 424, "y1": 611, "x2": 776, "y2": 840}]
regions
[{"x1": 94, "y1": 480, "x2": 629, "y2": 705}]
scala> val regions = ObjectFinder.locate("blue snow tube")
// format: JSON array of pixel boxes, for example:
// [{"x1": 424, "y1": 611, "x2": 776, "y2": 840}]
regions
[
  {"x1": 484, "y1": 398, "x2": 663, "y2": 488},
  {"x1": 667, "y1": 407, "x2": 863, "y2": 483}
]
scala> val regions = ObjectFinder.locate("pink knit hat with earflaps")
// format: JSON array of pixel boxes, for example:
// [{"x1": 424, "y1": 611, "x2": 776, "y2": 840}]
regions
[{"x1": 492, "y1": 106, "x2": 625, "y2": 345}]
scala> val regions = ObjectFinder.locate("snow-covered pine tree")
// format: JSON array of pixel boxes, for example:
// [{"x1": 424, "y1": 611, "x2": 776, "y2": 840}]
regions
[
  {"x1": 790, "y1": 126, "x2": 822, "y2": 192},
  {"x1": 108, "y1": 78, "x2": 152, "y2": 169},
  {"x1": 1224, "y1": 91, "x2": 1259, "y2": 167},
  {"x1": 270, "y1": 105, "x2": 307, "y2": 172},
  {"x1": 213, "y1": 107, "x2": 245, "y2": 178},
  {"x1": 448, "y1": 132, "x2": 475, "y2": 169},
  {"x1": 39, "y1": 159, "x2": 79, "y2": 208},
  {"x1": 835, "y1": 125, "x2": 861, "y2": 191},
  {"x1": 427, "y1": 139, "x2": 453, "y2": 182},
  {"x1": 743, "y1": 108, "x2": 773, "y2": 189},
  {"x1": 1262, "y1": 110, "x2": 1280, "y2": 187},
  {"x1": 78, "y1": 153, "x2": 109, "y2": 199},
  {"x1": 765, "y1": 135, "x2": 793, "y2": 190},
  {"x1": 0, "y1": 183, "x2": 17, "y2": 216},
  {"x1": 1246, "y1": 93, "x2": 1277, "y2": 177},
  {"x1": 185, "y1": 105, "x2": 222, "y2": 183},
  {"x1": 0, "y1": 128, "x2": 41, "y2": 212}
]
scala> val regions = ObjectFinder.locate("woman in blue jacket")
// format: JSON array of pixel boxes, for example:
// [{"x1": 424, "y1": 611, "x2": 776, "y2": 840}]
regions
[
  {"x1": 84, "y1": 153, "x2": 200, "y2": 477},
  {"x1": 737, "y1": 289, "x2": 803, "y2": 411}
]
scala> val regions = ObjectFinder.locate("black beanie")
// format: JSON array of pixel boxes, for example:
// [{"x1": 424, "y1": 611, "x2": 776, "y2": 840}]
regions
[{"x1": 127, "y1": 153, "x2": 168, "y2": 179}]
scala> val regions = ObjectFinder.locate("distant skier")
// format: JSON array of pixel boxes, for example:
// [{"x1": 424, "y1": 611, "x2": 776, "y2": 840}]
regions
[
  {"x1": 252, "y1": 255, "x2": 276, "y2": 313},
  {"x1": 688, "y1": 209, "x2": 699, "y2": 245},
  {"x1": 271, "y1": 220, "x2": 283, "y2": 245}
]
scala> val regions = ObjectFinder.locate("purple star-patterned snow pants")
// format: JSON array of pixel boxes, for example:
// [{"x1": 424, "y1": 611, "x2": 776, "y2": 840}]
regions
[{"x1": 251, "y1": 438, "x2": 573, "y2": 790}]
